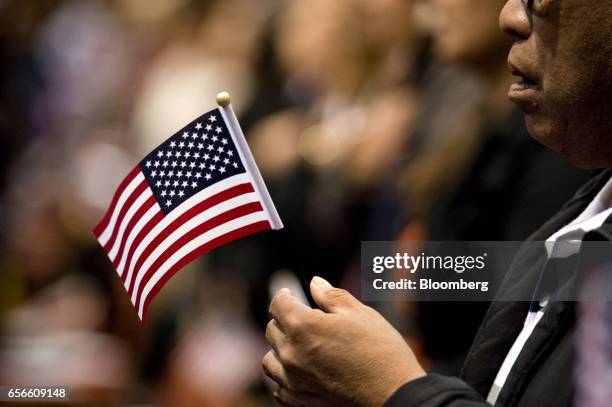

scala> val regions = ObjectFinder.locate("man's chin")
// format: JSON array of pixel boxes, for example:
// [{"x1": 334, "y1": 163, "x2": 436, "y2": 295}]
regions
[
  {"x1": 524, "y1": 115, "x2": 562, "y2": 153},
  {"x1": 526, "y1": 115, "x2": 612, "y2": 169}
]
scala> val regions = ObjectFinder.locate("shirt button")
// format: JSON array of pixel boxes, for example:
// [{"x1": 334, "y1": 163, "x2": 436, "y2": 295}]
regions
[{"x1": 539, "y1": 294, "x2": 550, "y2": 308}]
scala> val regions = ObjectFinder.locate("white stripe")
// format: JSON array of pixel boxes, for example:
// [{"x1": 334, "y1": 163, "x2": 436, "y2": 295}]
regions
[
  {"x1": 115, "y1": 204, "x2": 161, "y2": 277},
  {"x1": 108, "y1": 188, "x2": 153, "y2": 260},
  {"x1": 98, "y1": 172, "x2": 146, "y2": 246},
  {"x1": 137, "y1": 211, "x2": 269, "y2": 318},
  {"x1": 123, "y1": 173, "x2": 251, "y2": 291},
  {"x1": 129, "y1": 191, "x2": 260, "y2": 303}
]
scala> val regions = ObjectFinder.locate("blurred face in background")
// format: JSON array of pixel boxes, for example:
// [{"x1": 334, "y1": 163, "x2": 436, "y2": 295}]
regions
[
  {"x1": 275, "y1": 0, "x2": 365, "y2": 95},
  {"x1": 351, "y1": 0, "x2": 415, "y2": 50},
  {"x1": 501, "y1": 0, "x2": 612, "y2": 168},
  {"x1": 427, "y1": 0, "x2": 509, "y2": 66}
]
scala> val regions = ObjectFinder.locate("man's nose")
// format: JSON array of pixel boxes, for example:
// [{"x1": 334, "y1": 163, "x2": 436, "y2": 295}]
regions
[{"x1": 500, "y1": 0, "x2": 531, "y2": 40}]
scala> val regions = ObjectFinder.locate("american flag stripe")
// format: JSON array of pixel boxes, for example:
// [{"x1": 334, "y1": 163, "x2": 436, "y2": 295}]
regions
[
  {"x1": 122, "y1": 173, "x2": 252, "y2": 293},
  {"x1": 133, "y1": 203, "x2": 266, "y2": 313},
  {"x1": 112, "y1": 200, "x2": 158, "y2": 269},
  {"x1": 95, "y1": 172, "x2": 146, "y2": 247},
  {"x1": 118, "y1": 208, "x2": 164, "y2": 279},
  {"x1": 138, "y1": 214, "x2": 270, "y2": 319},
  {"x1": 94, "y1": 105, "x2": 282, "y2": 321},
  {"x1": 105, "y1": 186, "x2": 153, "y2": 255},
  {"x1": 95, "y1": 171, "x2": 146, "y2": 246},
  {"x1": 128, "y1": 186, "x2": 260, "y2": 302},
  {"x1": 98, "y1": 170, "x2": 265, "y2": 320},
  {"x1": 93, "y1": 166, "x2": 142, "y2": 237},
  {"x1": 140, "y1": 220, "x2": 271, "y2": 320}
]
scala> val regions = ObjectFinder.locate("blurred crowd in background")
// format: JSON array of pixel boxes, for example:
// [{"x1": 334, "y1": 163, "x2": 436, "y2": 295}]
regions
[{"x1": 0, "y1": 0, "x2": 596, "y2": 406}]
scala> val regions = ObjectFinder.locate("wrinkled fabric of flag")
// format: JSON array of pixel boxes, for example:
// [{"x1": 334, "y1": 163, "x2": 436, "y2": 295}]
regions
[{"x1": 93, "y1": 107, "x2": 282, "y2": 322}]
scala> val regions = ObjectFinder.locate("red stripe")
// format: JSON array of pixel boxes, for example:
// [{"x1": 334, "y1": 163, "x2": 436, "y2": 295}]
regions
[
  {"x1": 133, "y1": 201, "x2": 264, "y2": 310},
  {"x1": 102, "y1": 180, "x2": 149, "y2": 252},
  {"x1": 141, "y1": 220, "x2": 271, "y2": 324},
  {"x1": 92, "y1": 166, "x2": 141, "y2": 237},
  {"x1": 111, "y1": 196, "x2": 158, "y2": 267},
  {"x1": 121, "y1": 211, "x2": 165, "y2": 284},
  {"x1": 126, "y1": 183, "x2": 255, "y2": 295}
]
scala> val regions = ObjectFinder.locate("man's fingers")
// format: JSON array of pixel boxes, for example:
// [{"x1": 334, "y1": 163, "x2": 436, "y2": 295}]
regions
[
  {"x1": 266, "y1": 319, "x2": 285, "y2": 354},
  {"x1": 310, "y1": 276, "x2": 361, "y2": 313},
  {"x1": 262, "y1": 350, "x2": 289, "y2": 388},
  {"x1": 269, "y1": 288, "x2": 312, "y2": 332}
]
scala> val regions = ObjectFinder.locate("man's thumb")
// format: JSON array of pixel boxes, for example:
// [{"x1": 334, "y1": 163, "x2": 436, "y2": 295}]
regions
[{"x1": 310, "y1": 276, "x2": 358, "y2": 313}]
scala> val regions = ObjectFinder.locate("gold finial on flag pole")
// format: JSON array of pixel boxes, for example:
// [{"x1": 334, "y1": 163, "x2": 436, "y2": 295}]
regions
[{"x1": 216, "y1": 91, "x2": 231, "y2": 107}]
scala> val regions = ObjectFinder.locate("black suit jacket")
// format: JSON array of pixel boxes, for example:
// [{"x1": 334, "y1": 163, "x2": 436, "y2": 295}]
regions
[{"x1": 385, "y1": 170, "x2": 612, "y2": 407}]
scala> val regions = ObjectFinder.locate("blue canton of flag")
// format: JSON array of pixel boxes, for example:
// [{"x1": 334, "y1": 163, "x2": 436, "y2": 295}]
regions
[{"x1": 141, "y1": 112, "x2": 246, "y2": 214}]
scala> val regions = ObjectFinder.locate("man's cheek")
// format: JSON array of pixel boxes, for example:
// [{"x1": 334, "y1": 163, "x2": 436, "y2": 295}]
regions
[{"x1": 525, "y1": 69, "x2": 567, "y2": 150}]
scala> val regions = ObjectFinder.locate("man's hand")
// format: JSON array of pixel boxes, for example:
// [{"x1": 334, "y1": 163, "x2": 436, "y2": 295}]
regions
[{"x1": 262, "y1": 276, "x2": 425, "y2": 407}]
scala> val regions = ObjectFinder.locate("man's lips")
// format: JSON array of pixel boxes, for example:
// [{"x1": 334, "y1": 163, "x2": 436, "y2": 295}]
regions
[
  {"x1": 508, "y1": 60, "x2": 540, "y2": 112},
  {"x1": 510, "y1": 81, "x2": 538, "y2": 92}
]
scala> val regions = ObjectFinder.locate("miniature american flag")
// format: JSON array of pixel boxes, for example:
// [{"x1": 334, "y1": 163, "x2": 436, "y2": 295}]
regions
[{"x1": 93, "y1": 95, "x2": 283, "y2": 322}]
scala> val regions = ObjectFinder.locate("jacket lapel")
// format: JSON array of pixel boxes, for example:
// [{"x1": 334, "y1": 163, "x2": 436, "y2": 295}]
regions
[{"x1": 460, "y1": 170, "x2": 612, "y2": 398}]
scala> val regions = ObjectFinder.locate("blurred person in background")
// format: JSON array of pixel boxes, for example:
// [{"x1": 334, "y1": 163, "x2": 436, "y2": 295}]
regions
[
  {"x1": 215, "y1": 0, "x2": 425, "y2": 328},
  {"x1": 0, "y1": 0, "x2": 145, "y2": 403},
  {"x1": 575, "y1": 261, "x2": 612, "y2": 407},
  {"x1": 128, "y1": 0, "x2": 272, "y2": 154}
]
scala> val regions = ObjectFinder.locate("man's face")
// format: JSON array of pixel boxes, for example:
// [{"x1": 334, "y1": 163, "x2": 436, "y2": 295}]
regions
[{"x1": 500, "y1": 0, "x2": 612, "y2": 168}]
